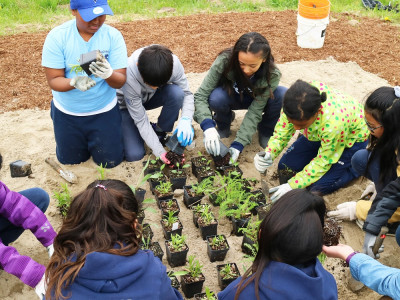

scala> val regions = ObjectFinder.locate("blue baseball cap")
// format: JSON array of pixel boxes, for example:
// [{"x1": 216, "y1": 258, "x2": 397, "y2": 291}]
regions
[{"x1": 70, "y1": 0, "x2": 114, "y2": 22}]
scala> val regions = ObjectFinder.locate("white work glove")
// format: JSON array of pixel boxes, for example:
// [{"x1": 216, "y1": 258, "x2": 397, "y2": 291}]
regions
[
  {"x1": 254, "y1": 152, "x2": 273, "y2": 173},
  {"x1": 89, "y1": 57, "x2": 113, "y2": 80},
  {"x1": 327, "y1": 202, "x2": 357, "y2": 221},
  {"x1": 34, "y1": 274, "x2": 46, "y2": 299},
  {"x1": 70, "y1": 76, "x2": 96, "y2": 92},
  {"x1": 362, "y1": 232, "x2": 384, "y2": 258},
  {"x1": 203, "y1": 127, "x2": 220, "y2": 156},
  {"x1": 269, "y1": 183, "x2": 292, "y2": 203},
  {"x1": 229, "y1": 147, "x2": 240, "y2": 165},
  {"x1": 361, "y1": 182, "x2": 377, "y2": 201},
  {"x1": 175, "y1": 117, "x2": 194, "y2": 146},
  {"x1": 46, "y1": 244, "x2": 54, "y2": 258}
]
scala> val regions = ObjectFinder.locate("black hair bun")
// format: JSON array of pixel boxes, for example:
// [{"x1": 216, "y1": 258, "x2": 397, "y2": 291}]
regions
[{"x1": 320, "y1": 92, "x2": 327, "y2": 103}]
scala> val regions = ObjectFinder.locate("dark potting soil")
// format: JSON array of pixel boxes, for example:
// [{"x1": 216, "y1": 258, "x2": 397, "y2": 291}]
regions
[
  {"x1": 323, "y1": 217, "x2": 342, "y2": 246},
  {"x1": 198, "y1": 217, "x2": 217, "y2": 227},
  {"x1": 162, "y1": 219, "x2": 182, "y2": 231},
  {"x1": 207, "y1": 236, "x2": 228, "y2": 251},
  {"x1": 213, "y1": 152, "x2": 231, "y2": 168},
  {"x1": 160, "y1": 200, "x2": 179, "y2": 212},
  {"x1": 191, "y1": 156, "x2": 209, "y2": 168},
  {"x1": 166, "y1": 151, "x2": 185, "y2": 167},
  {"x1": 182, "y1": 273, "x2": 205, "y2": 284}
]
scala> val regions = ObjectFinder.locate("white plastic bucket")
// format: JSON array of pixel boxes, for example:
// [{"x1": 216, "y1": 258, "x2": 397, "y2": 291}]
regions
[{"x1": 296, "y1": 14, "x2": 329, "y2": 49}]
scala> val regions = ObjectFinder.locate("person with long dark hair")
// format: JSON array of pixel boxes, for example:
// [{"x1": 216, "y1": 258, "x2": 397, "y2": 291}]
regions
[
  {"x1": 254, "y1": 80, "x2": 369, "y2": 201},
  {"x1": 45, "y1": 179, "x2": 183, "y2": 299},
  {"x1": 218, "y1": 189, "x2": 337, "y2": 300},
  {"x1": 194, "y1": 32, "x2": 287, "y2": 163}
]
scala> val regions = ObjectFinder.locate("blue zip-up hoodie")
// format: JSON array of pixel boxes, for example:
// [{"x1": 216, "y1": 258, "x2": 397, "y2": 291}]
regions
[
  {"x1": 58, "y1": 249, "x2": 183, "y2": 300},
  {"x1": 218, "y1": 259, "x2": 337, "y2": 300}
]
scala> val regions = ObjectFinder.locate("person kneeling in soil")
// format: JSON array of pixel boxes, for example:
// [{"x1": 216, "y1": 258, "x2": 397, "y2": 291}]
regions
[
  {"x1": 42, "y1": 0, "x2": 127, "y2": 168},
  {"x1": 323, "y1": 243, "x2": 400, "y2": 299},
  {"x1": 218, "y1": 189, "x2": 337, "y2": 300},
  {"x1": 194, "y1": 32, "x2": 287, "y2": 164},
  {"x1": 117, "y1": 44, "x2": 195, "y2": 163},
  {"x1": 328, "y1": 86, "x2": 400, "y2": 258},
  {"x1": 45, "y1": 179, "x2": 183, "y2": 300},
  {"x1": 254, "y1": 80, "x2": 369, "y2": 202},
  {"x1": 0, "y1": 154, "x2": 56, "y2": 299}
]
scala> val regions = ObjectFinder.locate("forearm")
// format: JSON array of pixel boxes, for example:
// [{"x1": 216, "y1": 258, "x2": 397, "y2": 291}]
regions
[
  {"x1": 104, "y1": 68, "x2": 126, "y2": 89},
  {"x1": 47, "y1": 76, "x2": 75, "y2": 92}
]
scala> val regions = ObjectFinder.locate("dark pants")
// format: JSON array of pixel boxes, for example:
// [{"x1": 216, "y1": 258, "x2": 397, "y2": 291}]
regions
[
  {"x1": 0, "y1": 188, "x2": 49, "y2": 246},
  {"x1": 278, "y1": 135, "x2": 368, "y2": 195},
  {"x1": 51, "y1": 102, "x2": 124, "y2": 168},
  {"x1": 208, "y1": 86, "x2": 287, "y2": 137},
  {"x1": 121, "y1": 84, "x2": 185, "y2": 161}
]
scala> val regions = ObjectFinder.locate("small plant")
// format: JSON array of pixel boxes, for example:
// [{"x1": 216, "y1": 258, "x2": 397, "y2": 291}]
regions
[
  {"x1": 169, "y1": 234, "x2": 187, "y2": 252},
  {"x1": 53, "y1": 183, "x2": 72, "y2": 217},
  {"x1": 243, "y1": 242, "x2": 259, "y2": 262},
  {"x1": 210, "y1": 235, "x2": 226, "y2": 249},
  {"x1": 170, "y1": 162, "x2": 190, "y2": 176},
  {"x1": 141, "y1": 234, "x2": 152, "y2": 249},
  {"x1": 155, "y1": 180, "x2": 173, "y2": 195},
  {"x1": 163, "y1": 210, "x2": 179, "y2": 229},
  {"x1": 185, "y1": 255, "x2": 203, "y2": 279},
  {"x1": 219, "y1": 263, "x2": 237, "y2": 280},
  {"x1": 166, "y1": 199, "x2": 176, "y2": 209},
  {"x1": 69, "y1": 63, "x2": 84, "y2": 75},
  {"x1": 239, "y1": 219, "x2": 262, "y2": 242},
  {"x1": 191, "y1": 177, "x2": 215, "y2": 195},
  {"x1": 96, "y1": 163, "x2": 108, "y2": 180},
  {"x1": 198, "y1": 205, "x2": 215, "y2": 226},
  {"x1": 204, "y1": 287, "x2": 217, "y2": 300}
]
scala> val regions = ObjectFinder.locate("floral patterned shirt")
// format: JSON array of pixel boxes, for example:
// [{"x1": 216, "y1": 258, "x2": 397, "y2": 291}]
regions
[{"x1": 267, "y1": 81, "x2": 369, "y2": 189}]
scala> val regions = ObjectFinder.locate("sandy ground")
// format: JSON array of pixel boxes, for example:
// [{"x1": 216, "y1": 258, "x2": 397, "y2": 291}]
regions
[{"x1": 0, "y1": 58, "x2": 398, "y2": 299}]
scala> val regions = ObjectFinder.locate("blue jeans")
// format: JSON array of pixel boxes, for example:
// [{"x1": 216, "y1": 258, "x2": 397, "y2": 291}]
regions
[
  {"x1": 351, "y1": 149, "x2": 397, "y2": 194},
  {"x1": 121, "y1": 84, "x2": 185, "y2": 161},
  {"x1": 209, "y1": 86, "x2": 287, "y2": 137},
  {"x1": 0, "y1": 188, "x2": 49, "y2": 246},
  {"x1": 51, "y1": 102, "x2": 124, "y2": 168},
  {"x1": 278, "y1": 135, "x2": 368, "y2": 195}
]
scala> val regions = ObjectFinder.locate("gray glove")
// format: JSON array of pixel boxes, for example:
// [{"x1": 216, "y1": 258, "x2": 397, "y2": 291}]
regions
[
  {"x1": 89, "y1": 58, "x2": 113, "y2": 80},
  {"x1": 362, "y1": 232, "x2": 384, "y2": 258},
  {"x1": 70, "y1": 76, "x2": 96, "y2": 91}
]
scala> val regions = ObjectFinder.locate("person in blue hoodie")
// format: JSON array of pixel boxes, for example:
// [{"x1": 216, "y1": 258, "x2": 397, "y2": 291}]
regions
[
  {"x1": 44, "y1": 179, "x2": 183, "y2": 300},
  {"x1": 218, "y1": 189, "x2": 338, "y2": 300}
]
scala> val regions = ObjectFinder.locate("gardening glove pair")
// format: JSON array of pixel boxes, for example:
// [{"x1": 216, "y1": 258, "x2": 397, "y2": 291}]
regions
[
  {"x1": 89, "y1": 57, "x2": 113, "y2": 80},
  {"x1": 175, "y1": 116, "x2": 194, "y2": 146},
  {"x1": 269, "y1": 183, "x2": 292, "y2": 203},
  {"x1": 253, "y1": 152, "x2": 273, "y2": 173},
  {"x1": 70, "y1": 76, "x2": 96, "y2": 92},
  {"x1": 361, "y1": 182, "x2": 377, "y2": 201},
  {"x1": 203, "y1": 127, "x2": 220, "y2": 156},
  {"x1": 159, "y1": 152, "x2": 171, "y2": 165},
  {"x1": 362, "y1": 232, "x2": 384, "y2": 258},
  {"x1": 228, "y1": 147, "x2": 240, "y2": 165},
  {"x1": 327, "y1": 202, "x2": 357, "y2": 221},
  {"x1": 46, "y1": 244, "x2": 54, "y2": 258},
  {"x1": 34, "y1": 274, "x2": 46, "y2": 299}
]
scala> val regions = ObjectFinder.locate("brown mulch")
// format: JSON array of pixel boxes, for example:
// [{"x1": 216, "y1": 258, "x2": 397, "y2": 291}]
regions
[{"x1": 0, "y1": 10, "x2": 399, "y2": 113}]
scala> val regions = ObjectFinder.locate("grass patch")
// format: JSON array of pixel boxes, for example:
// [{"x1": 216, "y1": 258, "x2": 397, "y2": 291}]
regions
[{"x1": 0, "y1": 0, "x2": 400, "y2": 35}]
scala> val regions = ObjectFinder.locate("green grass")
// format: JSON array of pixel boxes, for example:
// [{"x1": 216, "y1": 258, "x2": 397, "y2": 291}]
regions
[{"x1": 0, "y1": 0, "x2": 399, "y2": 36}]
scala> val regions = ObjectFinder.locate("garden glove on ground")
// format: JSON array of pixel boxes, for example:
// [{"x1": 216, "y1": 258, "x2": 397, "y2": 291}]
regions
[
  {"x1": 361, "y1": 182, "x2": 377, "y2": 200},
  {"x1": 203, "y1": 127, "x2": 220, "y2": 156},
  {"x1": 327, "y1": 202, "x2": 357, "y2": 221},
  {"x1": 46, "y1": 244, "x2": 54, "y2": 258},
  {"x1": 254, "y1": 152, "x2": 273, "y2": 173},
  {"x1": 160, "y1": 151, "x2": 171, "y2": 165},
  {"x1": 228, "y1": 147, "x2": 240, "y2": 165},
  {"x1": 70, "y1": 76, "x2": 96, "y2": 92},
  {"x1": 362, "y1": 232, "x2": 384, "y2": 258},
  {"x1": 89, "y1": 57, "x2": 113, "y2": 80},
  {"x1": 175, "y1": 117, "x2": 194, "y2": 146},
  {"x1": 34, "y1": 274, "x2": 46, "y2": 299},
  {"x1": 269, "y1": 183, "x2": 292, "y2": 203}
]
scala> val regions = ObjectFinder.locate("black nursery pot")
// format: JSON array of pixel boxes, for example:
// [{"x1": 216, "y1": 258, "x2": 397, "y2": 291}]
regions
[
  {"x1": 134, "y1": 188, "x2": 146, "y2": 205},
  {"x1": 170, "y1": 173, "x2": 187, "y2": 190},
  {"x1": 198, "y1": 218, "x2": 218, "y2": 240},
  {"x1": 208, "y1": 192, "x2": 220, "y2": 207},
  {"x1": 231, "y1": 216, "x2": 250, "y2": 236},
  {"x1": 196, "y1": 167, "x2": 216, "y2": 183},
  {"x1": 217, "y1": 263, "x2": 240, "y2": 290},
  {"x1": 191, "y1": 156, "x2": 209, "y2": 177},
  {"x1": 165, "y1": 240, "x2": 189, "y2": 267},
  {"x1": 161, "y1": 219, "x2": 183, "y2": 240},
  {"x1": 183, "y1": 185, "x2": 204, "y2": 208},
  {"x1": 165, "y1": 131, "x2": 185, "y2": 155},
  {"x1": 207, "y1": 235, "x2": 230, "y2": 262},
  {"x1": 222, "y1": 165, "x2": 243, "y2": 178},
  {"x1": 167, "y1": 272, "x2": 181, "y2": 290},
  {"x1": 141, "y1": 223, "x2": 154, "y2": 243},
  {"x1": 250, "y1": 201, "x2": 265, "y2": 216},
  {"x1": 150, "y1": 241, "x2": 164, "y2": 261},
  {"x1": 79, "y1": 49, "x2": 99, "y2": 76},
  {"x1": 143, "y1": 159, "x2": 162, "y2": 176},
  {"x1": 257, "y1": 203, "x2": 272, "y2": 220},
  {"x1": 137, "y1": 209, "x2": 145, "y2": 224},
  {"x1": 180, "y1": 274, "x2": 206, "y2": 298},
  {"x1": 160, "y1": 198, "x2": 180, "y2": 218},
  {"x1": 241, "y1": 233, "x2": 256, "y2": 255}
]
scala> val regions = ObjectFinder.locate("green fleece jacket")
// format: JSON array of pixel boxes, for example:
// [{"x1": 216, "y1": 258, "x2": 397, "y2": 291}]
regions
[{"x1": 193, "y1": 53, "x2": 281, "y2": 148}]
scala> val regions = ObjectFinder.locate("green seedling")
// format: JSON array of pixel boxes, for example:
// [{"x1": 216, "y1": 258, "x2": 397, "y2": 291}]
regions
[
  {"x1": 53, "y1": 183, "x2": 72, "y2": 217},
  {"x1": 170, "y1": 162, "x2": 190, "y2": 176},
  {"x1": 163, "y1": 211, "x2": 179, "y2": 228},
  {"x1": 219, "y1": 263, "x2": 238, "y2": 280},
  {"x1": 193, "y1": 203, "x2": 211, "y2": 215},
  {"x1": 185, "y1": 255, "x2": 203, "y2": 279},
  {"x1": 141, "y1": 234, "x2": 152, "y2": 249},
  {"x1": 318, "y1": 252, "x2": 327, "y2": 265},
  {"x1": 97, "y1": 163, "x2": 108, "y2": 180},
  {"x1": 210, "y1": 235, "x2": 226, "y2": 249},
  {"x1": 165, "y1": 199, "x2": 176, "y2": 209},
  {"x1": 170, "y1": 234, "x2": 187, "y2": 252},
  {"x1": 69, "y1": 63, "x2": 84, "y2": 75},
  {"x1": 198, "y1": 206, "x2": 215, "y2": 226},
  {"x1": 238, "y1": 219, "x2": 262, "y2": 242},
  {"x1": 155, "y1": 180, "x2": 173, "y2": 195},
  {"x1": 168, "y1": 270, "x2": 188, "y2": 278},
  {"x1": 204, "y1": 287, "x2": 217, "y2": 300},
  {"x1": 191, "y1": 176, "x2": 215, "y2": 195}
]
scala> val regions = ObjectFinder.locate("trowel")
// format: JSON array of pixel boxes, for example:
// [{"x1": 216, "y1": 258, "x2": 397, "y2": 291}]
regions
[
  {"x1": 257, "y1": 151, "x2": 270, "y2": 201},
  {"x1": 45, "y1": 157, "x2": 78, "y2": 184}
]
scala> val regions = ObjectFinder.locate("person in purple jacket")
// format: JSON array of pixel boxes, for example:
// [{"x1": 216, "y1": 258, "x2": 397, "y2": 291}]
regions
[
  {"x1": 45, "y1": 179, "x2": 183, "y2": 300},
  {"x1": 0, "y1": 154, "x2": 56, "y2": 299},
  {"x1": 218, "y1": 189, "x2": 337, "y2": 300}
]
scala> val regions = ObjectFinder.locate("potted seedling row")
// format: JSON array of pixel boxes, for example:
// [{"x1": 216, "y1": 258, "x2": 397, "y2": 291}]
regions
[
  {"x1": 165, "y1": 234, "x2": 189, "y2": 267},
  {"x1": 239, "y1": 219, "x2": 262, "y2": 255},
  {"x1": 160, "y1": 198, "x2": 180, "y2": 218},
  {"x1": 180, "y1": 255, "x2": 206, "y2": 298},
  {"x1": 194, "y1": 287, "x2": 217, "y2": 300},
  {"x1": 197, "y1": 208, "x2": 218, "y2": 240},
  {"x1": 206, "y1": 234, "x2": 230, "y2": 262},
  {"x1": 217, "y1": 263, "x2": 240, "y2": 290},
  {"x1": 161, "y1": 211, "x2": 183, "y2": 240}
]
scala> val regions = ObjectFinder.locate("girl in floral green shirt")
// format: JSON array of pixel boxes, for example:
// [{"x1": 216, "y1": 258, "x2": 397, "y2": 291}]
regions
[{"x1": 254, "y1": 80, "x2": 369, "y2": 201}]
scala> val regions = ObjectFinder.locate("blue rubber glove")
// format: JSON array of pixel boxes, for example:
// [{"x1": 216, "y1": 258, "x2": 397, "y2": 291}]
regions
[{"x1": 175, "y1": 116, "x2": 194, "y2": 146}]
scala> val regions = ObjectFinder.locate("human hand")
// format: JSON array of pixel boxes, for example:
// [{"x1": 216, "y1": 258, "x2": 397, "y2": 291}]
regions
[
  {"x1": 203, "y1": 127, "x2": 220, "y2": 156},
  {"x1": 327, "y1": 202, "x2": 357, "y2": 221},
  {"x1": 70, "y1": 76, "x2": 96, "y2": 91},
  {"x1": 322, "y1": 244, "x2": 355, "y2": 261},
  {"x1": 159, "y1": 152, "x2": 171, "y2": 165},
  {"x1": 269, "y1": 183, "x2": 292, "y2": 202},
  {"x1": 362, "y1": 232, "x2": 383, "y2": 258},
  {"x1": 34, "y1": 274, "x2": 46, "y2": 299},
  {"x1": 228, "y1": 147, "x2": 240, "y2": 165},
  {"x1": 253, "y1": 151, "x2": 273, "y2": 173},
  {"x1": 361, "y1": 182, "x2": 377, "y2": 200},
  {"x1": 175, "y1": 117, "x2": 194, "y2": 146},
  {"x1": 46, "y1": 244, "x2": 54, "y2": 258},
  {"x1": 89, "y1": 57, "x2": 113, "y2": 80}
]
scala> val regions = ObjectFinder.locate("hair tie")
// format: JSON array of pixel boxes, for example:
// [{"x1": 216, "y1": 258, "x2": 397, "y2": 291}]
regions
[
  {"x1": 394, "y1": 86, "x2": 400, "y2": 98},
  {"x1": 95, "y1": 184, "x2": 107, "y2": 190}
]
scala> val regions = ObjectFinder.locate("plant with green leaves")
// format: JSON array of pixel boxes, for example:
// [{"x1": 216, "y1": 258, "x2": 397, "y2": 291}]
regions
[
  {"x1": 243, "y1": 242, "x2": 259, "y2": 263},
  {"x1": 239, "y1": 219, "x2": 262, "y2": 242},
  {"x1": 318, "y1": 252, "x2": 327, "y2": 265},
  {"x1": 203, "y1": 287, "x2": 217, "y2": 300},
  {"x1": 209, "y1": 235, "x2": 227, "y2": 249},
  {"x1": 184, "y1": 255, "x2": 203, "y2": 279},
  {"x1": 198, "y1": 205, "x2": 215, "y2": 226},
  {"x1": 141, "y1": 234, "x2": 152, "y2": 249},
  {"x1": 191, "y1": 176, "x2": 215, "y2": 195},
  {"x1": 219, "y1": 190, "x2": 256, "y2": 220},
  {"x1": 155, "y1": 180, "x2": 173, "y2": 195},
  {"x1": 97, "y1": 163, "x2": 108, "y2": 180},
  {"x1": 132, "y1": 157, "x2": 153, "y2": 193},
  {"x1": 170, "y1": 162, "x2": 190, "y2": 176},
  {"x1": 169, "y1": 234, "x2": 187, "y2": 252},
  {"x1": 193, "y1": 203, "x2": 211, "y2": 215},
  {"x1": 163, "y1": 211, "x2": 179, "y2": 229},
  {"x1": 53, "y1": 183, "x2": 72, "y2": 217},
  {"x1": 219, "y1": 263, "x2": 238, "y2": 280}
]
